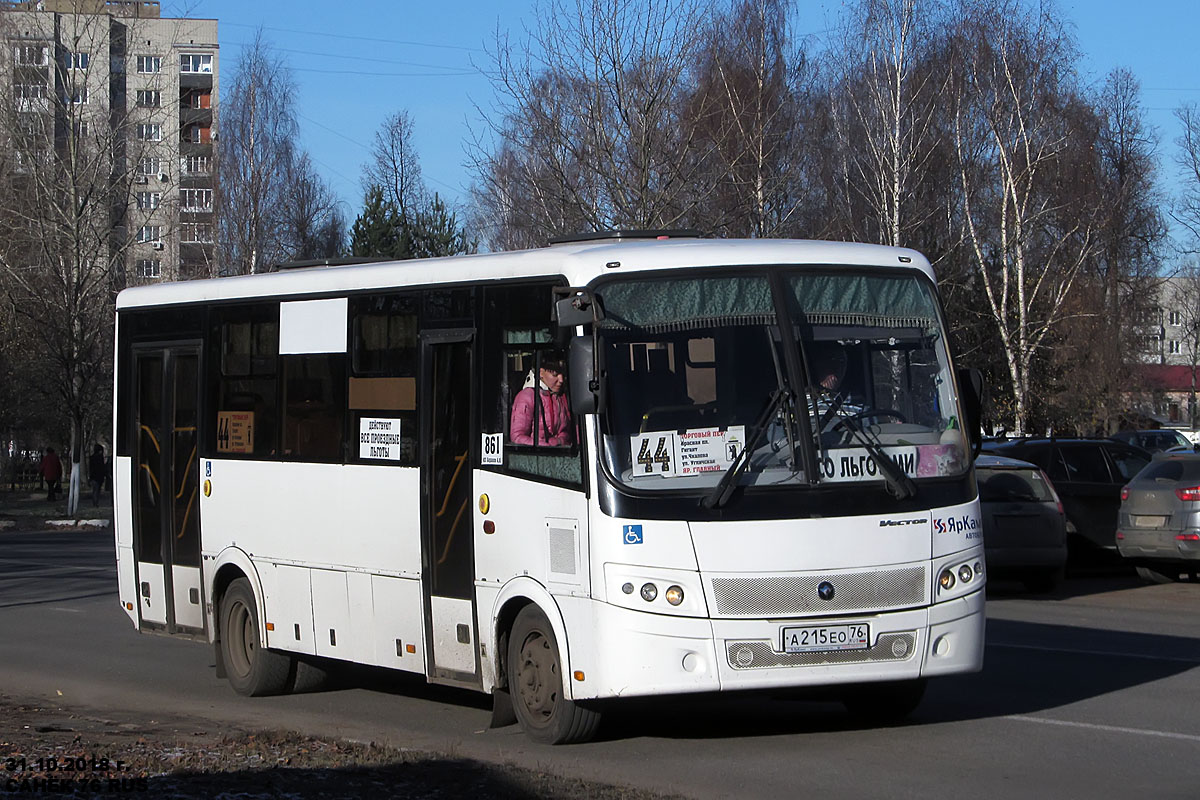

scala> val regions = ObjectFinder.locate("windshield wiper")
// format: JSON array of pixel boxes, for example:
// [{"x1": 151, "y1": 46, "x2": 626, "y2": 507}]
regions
[
  {"x1": 826, "y1": 410, "x2": 917, "y2": 500},
  {"x1": 702, "y1": 388, "x2": 790, "y2": 510}
]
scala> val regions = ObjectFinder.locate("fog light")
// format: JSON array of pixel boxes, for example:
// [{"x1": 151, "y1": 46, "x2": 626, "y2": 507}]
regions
[
  {"x1": 621, "y1": 582, "x2": 634, "y2": 595},
  {"x1": 640, "y1": 583, "x2": 658, "y2": 602},
  {"x1": 939, "y1": 569, "x2": 956, "y2": 590},
  {"x1": 958, "y1": 564, "x2": 973, "y2": 583},
  {"x1": 974, "y1": 561, "x2": 983, "y2": 574},
  {"x1": 665, "y1": 585, "x2": 684, "y2": 606}
]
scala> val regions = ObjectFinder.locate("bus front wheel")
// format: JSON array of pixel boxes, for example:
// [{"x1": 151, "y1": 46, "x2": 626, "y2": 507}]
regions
[
  {"x1": 507, "y1": 605, "x2": 601, "y2": 744},
  {"x1": 220, "y1": 578, "x2": 291, "y2": 696}
]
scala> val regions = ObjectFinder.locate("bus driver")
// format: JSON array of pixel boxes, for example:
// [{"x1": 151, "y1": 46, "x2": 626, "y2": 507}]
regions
[{"x1": 510, "y1": 355, "x2": 573, "y2": 446}]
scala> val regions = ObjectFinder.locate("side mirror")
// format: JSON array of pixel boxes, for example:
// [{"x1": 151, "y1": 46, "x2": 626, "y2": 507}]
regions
[
  {"x1": 553, "y1": 287, "x2": 604, "y2": 328},
  {"x1": 957, "y1": 367, "x2": 985, "y2": 459},
  {"x1": 568, "y1": 335, "x2": 605, "y2": 416}
]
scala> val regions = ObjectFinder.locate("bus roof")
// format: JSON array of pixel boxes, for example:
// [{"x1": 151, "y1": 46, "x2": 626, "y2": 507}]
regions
[{"x1": 116, "y1": 237, "x2": 934, "y2": 310}]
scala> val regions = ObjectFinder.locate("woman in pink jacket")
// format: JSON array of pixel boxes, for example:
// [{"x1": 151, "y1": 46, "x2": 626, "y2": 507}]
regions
[{"x1": 510, "y1": 356, "x2": 573, "y2": 446}]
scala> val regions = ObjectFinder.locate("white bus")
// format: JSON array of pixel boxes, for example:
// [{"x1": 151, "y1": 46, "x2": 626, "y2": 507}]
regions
[{"x1": 113, "y1": 232, "x2": 985, "y2": 744}]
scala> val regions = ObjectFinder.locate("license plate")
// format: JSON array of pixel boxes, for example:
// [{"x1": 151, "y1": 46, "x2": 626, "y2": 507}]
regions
[
  {"x1": 782, "y1": 623, "x2": 871, "y2": 653},
  {"x1": 1134, "y1": 515, "x2": 1168, "y2": 528}
]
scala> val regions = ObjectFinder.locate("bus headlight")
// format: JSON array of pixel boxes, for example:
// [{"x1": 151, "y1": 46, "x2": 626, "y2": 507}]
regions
[
  {"x1": 939, "y1": 569, "x2": 956, "y2": 590},
  {"x1": 958, "y1": 564, "x2": 973, "y2": 583},
  {"x1": 604, "y1": 564, "x2": 708, "y2": 617}
]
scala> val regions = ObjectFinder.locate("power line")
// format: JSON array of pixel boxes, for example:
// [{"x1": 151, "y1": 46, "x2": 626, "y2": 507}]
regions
[
  {"x1": 224, "y1": 40, "x2": 475, "y2": 73},
  {"x1": 220, "y1": 21, "x2": 485, "y2": 53}
]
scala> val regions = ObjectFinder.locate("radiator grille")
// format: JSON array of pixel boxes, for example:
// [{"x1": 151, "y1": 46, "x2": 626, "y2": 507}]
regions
[
  {"x1": 711, "y1": 567, "x2": 925, "y2": 617},
  {"x1": 725, "y1": 632, "x2": 917, "y2": 669}
]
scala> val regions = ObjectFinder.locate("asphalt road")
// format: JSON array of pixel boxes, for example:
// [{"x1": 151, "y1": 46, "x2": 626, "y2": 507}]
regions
[{"x1": 2, "y1": 529, "x2": 1199, "y2": 799}]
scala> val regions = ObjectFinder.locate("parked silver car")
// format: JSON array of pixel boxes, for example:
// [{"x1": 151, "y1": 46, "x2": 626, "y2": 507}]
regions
[
  {"x1": 976, "y1": 454, "x2": 1068, "y2": 592},
  {"x1": 1117, "y1": 453, "x2": 1200, "y2": 582}
]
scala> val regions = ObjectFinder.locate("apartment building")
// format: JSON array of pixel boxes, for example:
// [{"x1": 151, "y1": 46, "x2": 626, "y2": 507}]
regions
[{"x1": 1, "y1": 0, "x2": 217, "y2": 282}]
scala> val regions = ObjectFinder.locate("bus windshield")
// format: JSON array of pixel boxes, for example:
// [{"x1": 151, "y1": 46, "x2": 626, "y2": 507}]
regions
[{"x1": 596, "y1": 269, "x2": 968, "y2": 495}]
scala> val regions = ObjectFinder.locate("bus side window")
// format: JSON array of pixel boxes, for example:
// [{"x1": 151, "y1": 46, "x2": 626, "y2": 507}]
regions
[
  {"x1": 482, "y1": 282, "x2": 582, "y2": 486},
  {"x1": 348, "y1": 293, "x2": 419, "y2": 465},
  {"x1": 209, "y1": 303, "x2": 279, "y2": 459}
]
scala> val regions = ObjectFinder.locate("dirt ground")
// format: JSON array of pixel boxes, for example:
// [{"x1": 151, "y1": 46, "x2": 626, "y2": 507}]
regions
[{"x1": 0, "y1": 695, "x2": 681, "y2": 799}]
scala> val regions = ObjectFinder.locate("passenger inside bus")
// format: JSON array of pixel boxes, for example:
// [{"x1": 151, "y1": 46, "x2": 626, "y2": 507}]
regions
[{"x1": 509, "y1": 355, "x2": 572, "y2": 446}]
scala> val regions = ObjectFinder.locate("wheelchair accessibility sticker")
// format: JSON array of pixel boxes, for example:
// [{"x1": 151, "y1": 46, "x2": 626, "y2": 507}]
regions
[{"x1": 623, "y1": 524, "x2": 644, "y2": 545}]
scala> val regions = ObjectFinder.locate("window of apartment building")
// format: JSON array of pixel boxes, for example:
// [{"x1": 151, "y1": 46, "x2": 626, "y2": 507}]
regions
[
  {"x1": 136, "y1": 225, "x2": 162, "y2": 244},
  {"x1": 136, "y1": 259, "x2": 161, "y2": 278},
  {"x1": 72, "y1": 120, "x2": 89, "y2": 138},
  {"x1": 136, "y1": 90, "x2": 161, "y2": 108},
  {"x1": 138, "y1": 157, "x2": 166, "y2": 176},
  {"x1": 136, "y1": 123, "x2": 162, "y2": 141},
  {"x1": 182, "y1": 90, "x2": 212, "y2": 109},
  {"x1": 136, "y1": 192, "x2": 161, "y2": 210},
  {"x1": 182, "y1": 125, "x2": 211, "y2": 144},
  {"x1": 70, "y1": 87, "x2": 88, "y2": 104},
  {"x1": 14, "y1": 45, "x2": 48, "y2": 66},
  {"x1": 1170, "y1": 340, "x2": 1182, "y2": 355},
  {"x1": 181, "y1": 155, "x2": 211, "y2": 175},
  {"x1": 1170, "y1": 310, "x2": 1182, "y2": 326},
  {"x1": 70, "y1": 52, "x2": 89, "y2": 70},
  {"x1": 136, "y1": 55, "x2": 162, "y2": 74},
  {"x1": 14, "y1": 83, "x2": 48, "y2": 100},
  {"x1": 179, "y1": 53, "x2": 213, "y2": 74},
  {"x1": 181, "y1": 188, "x2": 212, "y2": 211},
  {"x1": 181, "y1": 222, "x2": 214, "y2": 243}
]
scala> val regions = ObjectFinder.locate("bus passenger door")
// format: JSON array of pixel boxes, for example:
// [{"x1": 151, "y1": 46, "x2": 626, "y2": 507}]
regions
[
  {"x1": 420, "y1": 331, "x2": 480, "y2": 684},
  {"x1": 132, "y1": 344, "x2": 204, "y2": 635}
]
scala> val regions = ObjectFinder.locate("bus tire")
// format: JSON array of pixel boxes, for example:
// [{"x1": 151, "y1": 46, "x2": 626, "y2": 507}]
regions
[
  {"x1": 507, "y1": 605, "x2": 600, "y2": 744},
  {"x1": 841, "y1": 678, "x2": 926, "y2": 724},
  {"x1": 220, "y1": 578, "x2": 291, "y2": 696}
]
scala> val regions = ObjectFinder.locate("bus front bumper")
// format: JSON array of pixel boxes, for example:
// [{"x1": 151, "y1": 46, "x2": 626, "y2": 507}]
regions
[{"x1": 571, "y1": 589, "x2": 984, "y2": 700}]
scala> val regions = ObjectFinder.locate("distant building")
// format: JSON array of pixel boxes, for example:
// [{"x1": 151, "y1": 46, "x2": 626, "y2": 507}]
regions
[
  {"x1": 1132, "y1": 276, "x2": 1200, "y2": 427},
  {"x1": 0, "y1": 0, "x2": 217, "y2": 282}
]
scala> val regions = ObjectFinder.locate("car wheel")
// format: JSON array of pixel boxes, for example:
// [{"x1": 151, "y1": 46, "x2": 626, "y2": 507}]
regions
[
  {"x1": 1022, "y1": 567, "x2": 1063, "y2": 594},
  {"x1": 220, "y1": 578, "x2": 292, "y2": 696},
  {"x1": 507, "y1": 605, "x2": 601, "y2": 744},
  {"x1": 842, "y1": 679, "x2": 926, "y2": 724},
  {"x1": 1135, "y1": 565, "x2": 1179, "y2": 584}
]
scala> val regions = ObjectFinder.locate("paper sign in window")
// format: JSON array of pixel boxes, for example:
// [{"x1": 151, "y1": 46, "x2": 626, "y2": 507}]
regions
[{"x1": 216, "y1": 411, "x2": 254, "y2": 454}]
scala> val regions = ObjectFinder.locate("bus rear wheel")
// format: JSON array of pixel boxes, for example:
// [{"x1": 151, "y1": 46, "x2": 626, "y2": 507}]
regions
[
  {"x1": 220, "y1": 578, "x2": 291, "y2": 696},
  {"x1": 507, "y1": 605, "x2": 601, "y2": 744}
]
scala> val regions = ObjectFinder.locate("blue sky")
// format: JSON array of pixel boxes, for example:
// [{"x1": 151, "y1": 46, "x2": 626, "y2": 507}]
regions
[{"x1": 180, "y1": 0, "x2": 1199, "y2": 230}]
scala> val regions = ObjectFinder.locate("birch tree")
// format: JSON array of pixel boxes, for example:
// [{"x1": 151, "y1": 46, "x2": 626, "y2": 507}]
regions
[
  {"x1": 825, "y1": 0, "x2": 947, "y2": 248},
  {"x1": 949, "y1": 0, "x2": 1100, "y2": 434}
]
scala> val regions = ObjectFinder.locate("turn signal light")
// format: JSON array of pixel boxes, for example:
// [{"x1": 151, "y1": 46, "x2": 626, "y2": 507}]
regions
[
  {"x1": 665, "y1": 585, "x2": 684, "y2": 606},
  {"x1": 1176, "y1": 485, "x2": 1200, "y2": 501}
]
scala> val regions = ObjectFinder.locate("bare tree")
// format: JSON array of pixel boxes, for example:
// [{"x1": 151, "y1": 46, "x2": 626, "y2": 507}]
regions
[
  {"x1": 948, "y1": 0, "x2": 1100, "y2": 435},
  {"x1": 363, "y1": 110, "x2": 426, "y2": 220},
  {"x1": 825, "y1": 0, "x2": 948, "y2": 248},
  {"x1": 1175, "y1": 103, "x2": 1200, "y2": 251},
  {"x1": 0, "y1": 8, "x2": 183, "y2": 512},
  {"x1": 686, "y1": 0, "x2": 814, "y2": 237},
  {"x1": 218, "y1": 31, "x2": 297, "y2": 273},
  {"x1": 471, "y1": 0, "x2": 718, "y2": 249}
]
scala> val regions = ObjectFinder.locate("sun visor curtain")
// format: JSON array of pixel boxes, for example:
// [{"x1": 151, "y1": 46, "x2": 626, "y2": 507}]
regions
[
  {"x1": 597, "y1": 276, "x2": 775, "y2": 333},
  {"x1": 279, "y1": 298, "x2": 348, "y2": 354},
  {"x1": 787, "y1": 273, "x2": 937, "y2": 330}
]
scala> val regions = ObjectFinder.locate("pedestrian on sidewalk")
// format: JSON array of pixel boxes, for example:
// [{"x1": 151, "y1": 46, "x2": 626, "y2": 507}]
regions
[
  {"x1": 40, "y1": 447, "x2": 62, "y2": 502},
  {"x1": 88, "y1": 444, "x2": 106, "y2": 507}
]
